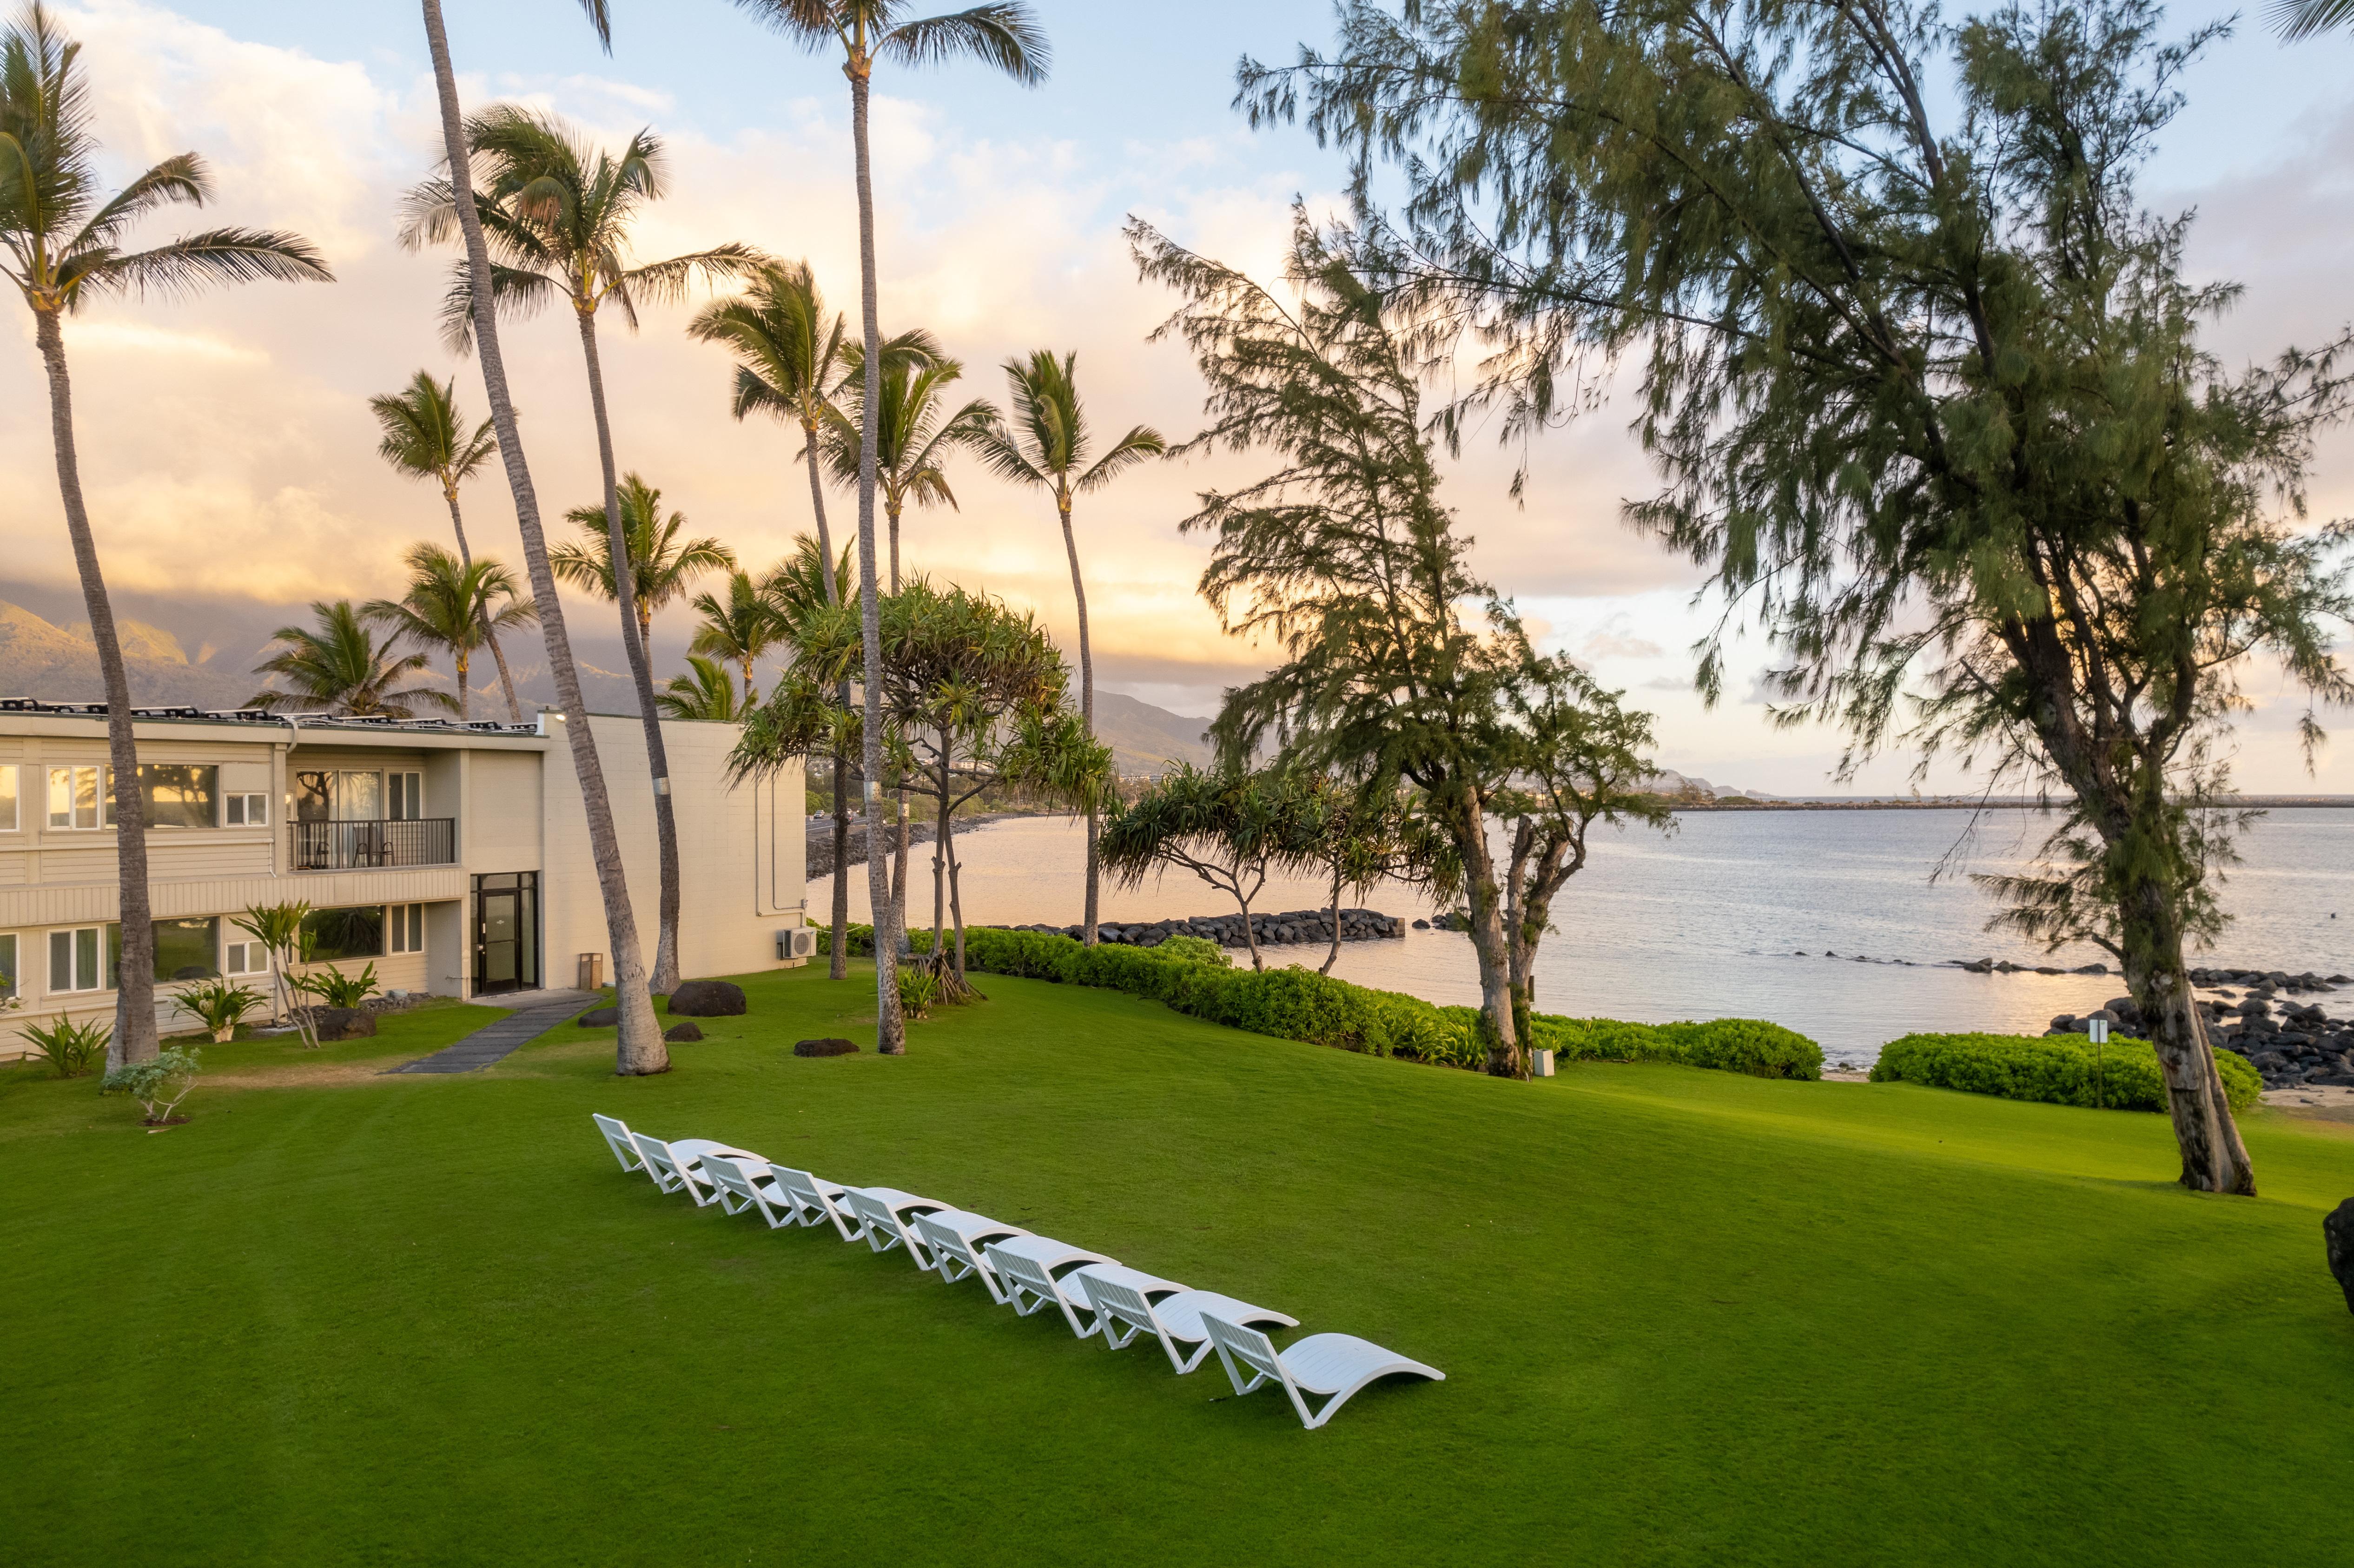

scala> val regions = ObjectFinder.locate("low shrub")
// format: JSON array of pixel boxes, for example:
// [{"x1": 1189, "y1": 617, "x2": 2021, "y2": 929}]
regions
[
  {"x1": 179, "y1": 978, "x2": 266, "y2": 1043},
  {"x1": 810, "y1": 923, "x2": 1822, "y2": 1080},
  {"x1": 1149, "y1": 933, "x2": 1231, "y2": 968},
  {"x1": 22, "y1": 1014, "x2": 109, "y2": 1078},
  {"x1": 102, "y1": 1045, "x2": 203, "y2": 1125},
  {"x1": 299, "y1": 962, "x2": 379, "y2": 1011},
  {"x1": 1868, "y1": 1031, "x2": 2261, "y2": 1113}
]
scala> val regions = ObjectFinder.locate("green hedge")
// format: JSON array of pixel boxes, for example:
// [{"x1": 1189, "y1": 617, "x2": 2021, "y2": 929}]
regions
[
  {"x1": 1867, "y1": 1031, "x2": 2261, "y2": 1113},
  {"x1": 819, "y1": 924, "x2": 1822, "y2": 1080}
]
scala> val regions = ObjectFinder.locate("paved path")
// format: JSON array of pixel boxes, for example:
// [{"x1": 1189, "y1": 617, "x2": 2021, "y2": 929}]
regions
[{"x1": 384, "y1": 990, "x2": 594, "y2": 1075}]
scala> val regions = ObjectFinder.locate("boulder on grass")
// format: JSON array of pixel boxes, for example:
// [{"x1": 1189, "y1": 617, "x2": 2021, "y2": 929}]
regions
[
  {"x1": 577, "y1": 1006, "x2": 619, "y2": 1028},
  {"x1": 314, "y1": 1008, "x2": 377, "y2": 1041},
  {"x1": 663, "y1": 1021, "x2": 704, "y2": 1043},
  {"x1": 668, "y1": 979, "x2": 748, "y2": 1017},
  {"x1": 2327, "y1": 1198, "x2": 2354, "y2": 1316},
  {"x1": 793, "y1": 1037, "x2": 858, "y2": 1058}
]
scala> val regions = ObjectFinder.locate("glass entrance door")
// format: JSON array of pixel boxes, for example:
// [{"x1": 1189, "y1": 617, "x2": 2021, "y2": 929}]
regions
[{"x1": 472, "y1": 872, "x2": 539, "y2": 994}]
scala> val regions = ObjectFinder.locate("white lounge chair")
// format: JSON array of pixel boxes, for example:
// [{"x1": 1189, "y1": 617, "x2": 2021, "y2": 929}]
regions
[
  {"x1": 910, "y1": 1210, "x2": 1031, "y2": 1287},
  {"x1": 979, "y1": 1236, "x2": 1120, "y2": 1331},
  {"x1": 1085, "y1": 1279, "x2": 1297, "y2": 1374},
  {"x1": 1201, "y1": 1315, "x2": 1444, "y2": 1429},
  {"x1": 771, "y1": 1166, "x2": 859, "y2": 1239},
  {"x1": 592, "y1": 1113, "x2": 647, "y2": 1174},
  {"x1": 840, "y1": 1186, "x2": 950, "y2": 1261},
  {"x1": 701, "y1": 1154, "x2": 804, "y2": 1229},
  {"x1": 629, "y1": 1132, "x2": 761, "y2": 1206}
]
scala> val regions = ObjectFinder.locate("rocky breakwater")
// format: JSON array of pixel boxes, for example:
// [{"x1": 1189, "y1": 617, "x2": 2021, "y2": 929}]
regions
[
  {"x1": 998, "y1": 908, "x2": 1407, "y2": 949},
  {"x1": 2048, "y1": 968, "x2": 2354, "y2": 1092}
]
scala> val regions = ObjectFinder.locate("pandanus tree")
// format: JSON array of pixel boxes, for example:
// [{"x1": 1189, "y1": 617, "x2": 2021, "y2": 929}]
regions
[
  {"x1": 724, "y1": 0, "x2": 1050, "y2": 1054},
  {"x1": 975, "y1": 349, "x2": 1165, "y2": 948},
  {"x1": 412, "y1": 0, "x2": 669, "y2": 1074},
  {"x1": 403, "y1": 104, "x2": 760, "y2": 997},
  {"x1": 554, "y1": 474, "x2": 738, "y2": 667},
  {"x1": 367, "y1": 369, "x2": 522, "y2": 719},
  {"x1": 363, "y1": 543, "x2": 536, "y2": 723},
  {"x1": 0, "y1": 1, "x2": 331, "y2": 1068},
  {"x1": 688, "y1": 569, "x2": 780, "y2": 707},
  {"x1": 1098, "y1": 763, "x2": 1313, "y2": 974},
  {"x1": 249, "y1": 602, "x2": 440, "y2": 718}
]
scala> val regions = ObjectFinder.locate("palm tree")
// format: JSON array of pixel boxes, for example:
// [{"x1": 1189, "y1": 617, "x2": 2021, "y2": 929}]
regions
[
  {"x1": 688, "y1": 569, "x2": 780, "y2": 706},
  {"x1": 821, "y1": 337, "x2": 992, "y2": 591},
  {"x1": 362, "y1": 544, "x2": 536, "y2": 723},
  {"x1": 413, "y1": 0, "x2": 669, "y2": 1074},
  {"x1": 554, "y1": 474, "x2": 738, "y2": 665},
  {"x1": 0, "y1": 3, "x2": 331, "y2": 1068},
  {"x1": 249, "y1": 602, "x2": 442, "y2": 717},
  {"x1": 367, "y1": 369, "x2": 523, "y2": 720},
  {"x1": 655, "y1": 655, "x2": 744, "y2": 721},
  {"x1": 975, "y1": 349, "x2": 1165, "y2": 946},
  {"x1": 724, "y1": 0, "x2": 1049, "y2": 1054},
  {"x1": 2274, "y1": 0, "x2": 2354, "y2": 36},
  {"x1": 403, "y1": 105, "x2": 760, "y2": 998}
]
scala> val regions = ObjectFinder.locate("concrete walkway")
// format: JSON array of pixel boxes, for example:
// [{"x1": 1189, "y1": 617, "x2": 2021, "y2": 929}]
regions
[{"x1": 384, "y1": 989, "x2": 595, "y2": 1075}]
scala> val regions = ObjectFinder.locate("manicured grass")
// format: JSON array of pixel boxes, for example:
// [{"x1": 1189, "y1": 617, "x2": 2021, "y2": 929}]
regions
[{"x1": 2, "y1": 963, "x2": 2349, "y2": 1565}]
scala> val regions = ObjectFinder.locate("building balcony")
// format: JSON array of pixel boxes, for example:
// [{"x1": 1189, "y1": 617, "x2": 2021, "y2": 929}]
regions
[{"x1": 290, "y1": 818, "x2": 456, "y2": 872}]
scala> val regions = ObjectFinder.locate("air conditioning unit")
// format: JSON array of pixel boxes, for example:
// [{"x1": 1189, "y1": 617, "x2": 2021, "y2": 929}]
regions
[{"x1": 778, "y1": 928, "x2": 818, "y2": 961}]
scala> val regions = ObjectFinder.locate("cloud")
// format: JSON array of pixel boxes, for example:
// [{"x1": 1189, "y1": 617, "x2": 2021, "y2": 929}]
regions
[{"x1": 1581, "y1": 628, "x2": 1665, "y2": 660}]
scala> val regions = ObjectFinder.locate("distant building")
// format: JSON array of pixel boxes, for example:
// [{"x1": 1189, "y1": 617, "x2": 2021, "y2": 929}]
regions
[{"x1": 0, "y1": 701, "x2": 809, "y2": 1055}]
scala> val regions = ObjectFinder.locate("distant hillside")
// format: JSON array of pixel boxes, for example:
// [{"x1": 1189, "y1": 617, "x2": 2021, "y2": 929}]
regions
[
  {"x1": 1092, "y1": 690, "x2": 1214, "y2": 776},
  {"x1": 0, "y1": 600, "x2": 254, "y2": 708}
]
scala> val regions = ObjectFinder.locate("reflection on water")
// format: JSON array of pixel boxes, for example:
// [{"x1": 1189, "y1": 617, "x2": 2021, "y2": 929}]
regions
[{"x1": 813, "y1": 808, "x2": 2354, "y2": 1061}]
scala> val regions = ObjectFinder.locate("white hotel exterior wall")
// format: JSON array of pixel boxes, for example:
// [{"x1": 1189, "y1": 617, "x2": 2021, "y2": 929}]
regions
[{"x1": 0, "y1": 706, "x2": 806, "y2": 1057}]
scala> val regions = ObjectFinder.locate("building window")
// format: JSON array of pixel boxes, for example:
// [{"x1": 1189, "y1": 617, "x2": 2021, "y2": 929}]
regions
[
  {"x1": 0, "y1": 764, "x2": 17, "y2": 831},
  {"x1": 47, "y1": 766, "x2": 100, "y2": 830},
  {"x1": 224, "y1": 791, "x2": 269, "y2": 826},
  {"x1": 0, "y1": 933, "x2": 17, "y2": 1001},
  {"x1": 300, "y1": 905, "x2": 385, "y2": 963},
  {"x1": 150, "y1": 917, "x2": 222, "y2": 982},
  {"x1": 133, "y1": 764, "x2": 219, "y2": 830},
  {"x1": 389, "y1": 771, "x2": 424, "y2": 820},
  {"x1": 48, "y1": 926, "x2": 110, "y2": 993},
  {"x1": 224, "y1": 938, "x2": 268, "y2": 976},
  {"x1": 295, "y1": 770, "x2": 394, "y2": 823},
  {"x1": 389, "y1": 903, "x2": 425, "y2": 954}
]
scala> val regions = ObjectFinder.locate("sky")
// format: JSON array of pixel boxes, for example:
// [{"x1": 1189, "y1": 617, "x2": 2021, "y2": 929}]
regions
[{"x1": 4, "y1": 0, "x2": 2353, "y2": 794}]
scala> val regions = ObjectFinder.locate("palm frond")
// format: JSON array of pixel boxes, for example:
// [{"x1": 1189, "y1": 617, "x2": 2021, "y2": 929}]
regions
[
  {"x1": 66, "y1": 226, "x2": 330, "y2": 307},
  {"x1": 65, "y1": 150, "x2": 209, "y2": 255},
  {"x1": 723, "y1": 0, "x2": 846, "y2": 49},
  {"x1": 879, "y1": 6, "x2": 1051, "y2": 84},
  {"x1": 1074, "y1": 422, "x2": 1169, "y2": 493},
  {"x1": 612, "y1": 242, "x2": 766, "y2": 311},
  {"x1": 2272, "y1": 0, "x2": 2354, "y2": 36}
]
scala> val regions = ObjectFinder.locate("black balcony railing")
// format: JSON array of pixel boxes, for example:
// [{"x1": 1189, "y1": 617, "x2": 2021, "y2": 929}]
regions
[{"x1": 290, "y1": 817, "x2": 456, "y2": 871}]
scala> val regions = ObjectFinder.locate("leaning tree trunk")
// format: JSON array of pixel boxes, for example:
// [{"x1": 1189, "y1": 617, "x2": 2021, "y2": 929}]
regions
[
  {"x1": 891, "y1": 787, "x2": 913, "y2": 955},
  {"x1": 574, "y1": 309, "x2": 685, "y2": 995},
  {"x1": 34, "y1": 310, "x2": 156, "y2": 1069},
  {"x1": 445, "y1": 488, "x2": 522, "y2": 721},
  {"x1": 421, "y1": 0, "x2": 665, "y2": 1071},
  {"x1": 848, "y1": 67, "x2": 905, "y2": 1053},
  {"x1": 1444, "y1": 791, "x2": 1521, "y2": 1077},
  {"x1": 1059, "y1": 495, "x2": 1101, "y2": 949},
  {"x1": 1231, "y1": 873, "x2": 1266, "y2": 973},
  {"x1": 2123, "y1": 872, "x2": 2257, "y2": 1194},
  {"x1": 800, "y1": 429, "x2": 853, "y2": 980},
  {"x1": 1321, "y1": 863, "x2": 1344, "y2": 975}
]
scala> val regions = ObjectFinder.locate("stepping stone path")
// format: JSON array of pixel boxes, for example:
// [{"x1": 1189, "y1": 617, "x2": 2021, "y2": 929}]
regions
[{"x1": 384, "y1": 991, "x2": 596, "y2": 1075}]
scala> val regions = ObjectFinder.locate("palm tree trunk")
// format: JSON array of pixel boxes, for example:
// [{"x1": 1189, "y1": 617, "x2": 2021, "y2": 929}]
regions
[
  {"x1": 931, "y1": 741, "x2": 950, "y2": 965},
  {"x1": 1059, "y1": 497, "x2": 1099, "y2": 948},
  {"x1": 34, "y1": 309, "x2": 156, "y2": 1069},
  {"x1": 802, "y1": 434, "x2": 852, "y2": 980},
  {"x1": 849, "y1": 64, "x2": 905, "y2": 1052},
  {"x1": 888, "y1": 500, "x2": 901, "y2": 593},
  {"x1": 444, "y1": 487, "x2": 521, "y2": 722},
  {"x1": 574, "y1": 309, "x2": 685, "y2": 995},
  {"x1": 419, "y1": 0, "x2": 665, "y2": 1071},
  {"x1": 455, "y1": 646, "x2": 470, "y2": 722}
]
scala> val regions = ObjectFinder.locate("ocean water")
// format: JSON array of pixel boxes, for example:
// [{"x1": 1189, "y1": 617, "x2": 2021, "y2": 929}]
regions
[{"x1": 812, "y1": 807, "x2": 2354, "y2": 1064}]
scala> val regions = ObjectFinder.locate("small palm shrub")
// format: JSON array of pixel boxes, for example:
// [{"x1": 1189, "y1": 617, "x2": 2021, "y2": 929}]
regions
[
  {"x1": 300, "y1": 962, "x2": 379, "y2": 1011},
  {"x1": 180, "y1": 978, "x2": 266, "y2": 1042},
  {"x1": 103, "y1": 1046, "x2": 203, "y2": 1126},
  {"x1": 896, "y1": 965, "x2": 942, "y2": 1021},
  {"x1": 23, "y1": 1014, "x2": 109, "y2": 1078}
]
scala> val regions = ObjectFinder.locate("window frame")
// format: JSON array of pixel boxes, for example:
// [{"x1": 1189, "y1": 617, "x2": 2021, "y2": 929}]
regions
[
  {"x1": 0, "y1": 763, "x2": 18, "y2": 832},
  {"x1": 48, "y1": 925, "x2": 111, "y2": 994},
  {"x1": 224, "y1": 938, "x2": 269, "y2": 977},
  {"x1": 47, "y1": 765, "x2": 101, "y2": 831},
  {"x1": 224, "y1": 791, "x2": 270, "y2": 827},
  {"x1": 389, "y1": 903, "x2": 426, "y2": 955},
  {"x1": 0, "y1": 932, "x2": 18, "y2": 1000}
]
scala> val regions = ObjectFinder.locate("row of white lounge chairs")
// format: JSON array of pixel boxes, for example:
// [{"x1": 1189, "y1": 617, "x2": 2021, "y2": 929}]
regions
[{"x1": 593, "y1": 1113, "x2": 1444, "y2": 1430}]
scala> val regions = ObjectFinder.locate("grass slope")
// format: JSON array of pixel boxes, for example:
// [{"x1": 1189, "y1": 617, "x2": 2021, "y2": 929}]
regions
[{"x1": 2, "y1": 966, "x2": 2348, "y2": 1566}]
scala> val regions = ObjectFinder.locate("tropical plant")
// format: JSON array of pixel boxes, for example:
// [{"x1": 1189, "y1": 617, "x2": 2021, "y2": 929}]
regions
[
  {"x1": 22, "y1": 1012, "x2": 106, "y2": 1077},
  {"x1": 1243, "y1": 0, "x2": 2354, "y2": 1179},
  {"x1": 687, "y1": 569, "x2": 780, "y2": 706},
  {"x1": 555, "y1": 476, "x2": 737, "y2": 664},
  {"x1": 2272, "y1": 0, "x2": 2354, "y2": 37},
  {"x1": 752, "y1": 534, "x2": 863, "y2": 976},
  {"x1": 233, "y1": 901, "x2": 317, "y2": 1050},
  {"x1": 102, "y1": 1044, "x2": 200, "y2": 1126},
  {"x1": 410, "y1": 0, "x2": 669, "y2": 1074},
  {"x1": 821, "y1": 334, "x2": 989, "y2": 591},
  {"x1": 249, "y1": 601, "x2": 443, "y2": 718},
  {"x1": 724, "y1": 0, "x2": 1051, "y2": 1055},
  {"x1": 178, "y1": 978, "x2": 264, "y2": 1044},
  {"x1": 0, "y1": 1, "x2": 332, "y2": 1069},
  {"x1": 296, "y1": 962, "x2": 378, "y2": 1011},
  {"x1": 1099, "y1": 764, "x2": 1312, "y2": 974},
  {"x1": 403, "y1": 103, "x2": 757, "y2": 1000},
  {"x1": 895, "y1": 962, "x2": 941, "y2": 1020},
  {"x1": 369, "y1": 369, "x2": 523, "y2": 719},
  {"x1": 1150, "y1": 933, "x2": 1230, "y2": 967},
  {"x1": 974, "y1": 349, "x2": 1165, "y2": 947},
  {"x1": 656, "y1": 654, "x2": 745, "y2": 721},
  {"x1": 363, "y1": 543, "x2": 536, "y2": 723}
]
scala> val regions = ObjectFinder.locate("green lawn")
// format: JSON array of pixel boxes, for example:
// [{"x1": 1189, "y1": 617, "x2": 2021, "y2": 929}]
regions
[{"x1": 3, "y1": 963, "x2": 2349, "y2": 1565}]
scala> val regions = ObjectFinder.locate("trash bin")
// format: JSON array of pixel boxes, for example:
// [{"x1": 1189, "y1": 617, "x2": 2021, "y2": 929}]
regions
[{"x1": 577, "y1": 952, "x2": 604, "y2": 991}]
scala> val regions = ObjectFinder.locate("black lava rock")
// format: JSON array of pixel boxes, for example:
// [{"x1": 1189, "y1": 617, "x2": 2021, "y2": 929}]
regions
[
  {"x1": 663, "y1": 1022, "x2": 705, "y2": 1043},
  {"x1": 578, "y1": 1006, "x2": 619, "y2": 1027},
  {"x1": 668, "y1": 980, "x2": 748, "y2": 1017},
  {"x1": 2326, "y1": 1198, "x2": 2354, "y2": 1316},
  {"x1": 793, "y1": 1036, "x2": 858, "y2": 1058}
]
